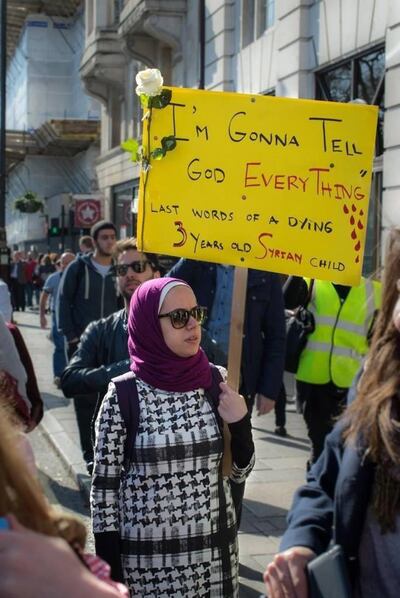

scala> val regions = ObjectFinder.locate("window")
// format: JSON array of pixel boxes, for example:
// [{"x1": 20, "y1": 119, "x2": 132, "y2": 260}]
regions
[
  {"x1": 113, "y1": 0, "x2": 125, "y2": 25},
  {"x1": 315, "y1": 46, "x2": 385, "y2": 154},
  {"x1": 315, "y1": 47, "x2": 385, "y2": 277},
  {"x1": 113, "y1": 180, "x2": 137, "y2": 239},
  {"x1": 241, "y1": 0, "x2": 275, "y2": 48}
]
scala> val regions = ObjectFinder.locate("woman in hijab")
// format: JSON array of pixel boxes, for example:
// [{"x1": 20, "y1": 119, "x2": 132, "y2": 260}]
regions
[{"x1": 91, "y1": 277, "x2": 255, "y2": 597}]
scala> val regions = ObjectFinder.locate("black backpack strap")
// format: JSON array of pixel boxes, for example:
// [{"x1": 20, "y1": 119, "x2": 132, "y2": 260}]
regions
[
  {"x1": 112, "y1": 371, "x2": 139, "y2": 470},
  {"x1": 205, "y1": 364, "x2": 224, "y2": 432}
]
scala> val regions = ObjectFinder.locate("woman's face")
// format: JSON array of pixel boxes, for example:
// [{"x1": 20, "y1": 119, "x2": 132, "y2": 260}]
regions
[{"x1": 159, "y1": 286, "x2": 202, "y2": 358}]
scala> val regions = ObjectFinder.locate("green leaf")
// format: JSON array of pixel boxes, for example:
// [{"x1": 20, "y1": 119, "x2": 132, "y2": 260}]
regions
[
  {"x1": 161, "y1": 135, "x2": 177, "y2": 152},
  {"x1": 140, "y1": 94, "x2": 150, "y2": 108},
  {"x1": 149, "y1": 89, "x2": 172, "y2": 109},
  {"x1": 121, "y1": 138, "x2": 140, "y2": 162},
  {"x1": 151, "y1": 147, "x2": 166, "y2": 160},
  {"x1": 121, "y1": 138, "x2": 139, "y2": 153}
]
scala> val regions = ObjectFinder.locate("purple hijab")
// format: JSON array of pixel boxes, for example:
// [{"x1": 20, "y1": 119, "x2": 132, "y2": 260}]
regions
[{"x1": 128, "y1": 277, "x2": 212, "y2": 392}]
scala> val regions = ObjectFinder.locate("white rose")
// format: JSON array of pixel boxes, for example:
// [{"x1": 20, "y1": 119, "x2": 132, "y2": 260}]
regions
[{"x1": 135, "y1": 68, "x2": 163, "y2": 97}]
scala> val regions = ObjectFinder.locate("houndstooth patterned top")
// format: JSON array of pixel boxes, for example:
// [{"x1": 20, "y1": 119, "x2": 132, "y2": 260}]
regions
[{"x1": 91, "y1": 375, "x2": 254, "y2": 597}]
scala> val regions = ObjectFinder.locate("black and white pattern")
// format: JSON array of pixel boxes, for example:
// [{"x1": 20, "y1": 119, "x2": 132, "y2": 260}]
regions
[{"x1": 91, "y1": 374, "x2": 249, "y2": 597}]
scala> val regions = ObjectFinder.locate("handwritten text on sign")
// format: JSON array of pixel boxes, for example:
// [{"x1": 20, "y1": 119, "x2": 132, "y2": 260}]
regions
[{"x1": 137, "y1": 88, "x2": 378, "y2": 284}]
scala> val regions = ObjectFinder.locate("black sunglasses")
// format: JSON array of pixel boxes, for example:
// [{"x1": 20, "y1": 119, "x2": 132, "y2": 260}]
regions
[
  {"x1": 158, "y1": 306, "x2": 207, "y2": 329},
  {"x1": 114, "y1": 261, "x2": 152, "y2": 276}
]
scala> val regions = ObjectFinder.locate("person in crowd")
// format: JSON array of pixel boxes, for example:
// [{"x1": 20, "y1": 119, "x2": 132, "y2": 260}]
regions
[
  {"x1": 274, "y1": 386, "x2": 288, "y2": 437},
  {"x1": 0, "y1": 276, "x2": 12, "y2": 322},
  {"x1": 168, "y1": 258, "x2": 286, "y2": 522},
  {"x1": 60, "y1": 238, "x2": 160, "y2": 404},
  {"x1": 284, "y1": 274, "x2": 381, "y2": 466},
  {"x1": 39, "y1": 252, "x2": 75, "y2": 387},
  {"x1": 58, "y1": 220, "x2": 119, "y2": 471},
  {"x1": 24, "y1": 251, "x2": 38, "y2": 308},
  {"x1": 0, "y1": 312, "x2": 30, "y2": 427},
  {"x1": 6, "y1": 317, "x2": 43, "y2": 429},
  {"x1": 79, "y1": 234, "x2": 95, "y2": 255},
  {"x1": 264, "y1": 228, "x2": 400, "y2": 598},
  {"x1": 58, "y1": 221, "x2": 119, "y2": 354},
  {"x1": 31, "y1": 253, "x2": 44, "y2": 303},
  {"x1": 9, "y1": 251, "x2": 27, "y2": 312},
  {"x1": 0, "y1": 523, "x2": 129, "y2": 598},
  {"x1": 0, "y1": 310, "x2": 43, "y2": 431},
  {"x1": 91, "y1": 277, "x2": 255, "y2": 596},
  {"x1": 38, "y1": 253, "x2": 56, "y2": 286},
  {"x1": 0, "y1": 398, "x2": 129, "y2": 598}
]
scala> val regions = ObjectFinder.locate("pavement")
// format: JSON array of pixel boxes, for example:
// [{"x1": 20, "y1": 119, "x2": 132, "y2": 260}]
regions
[{"x1": 17, "y1": 309, "x2": 309, "y2": 597}]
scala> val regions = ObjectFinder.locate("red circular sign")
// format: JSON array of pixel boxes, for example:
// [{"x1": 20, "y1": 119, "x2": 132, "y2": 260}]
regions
[{"x1": 75, "y1": 200, "x2": 101, "y2": 228}]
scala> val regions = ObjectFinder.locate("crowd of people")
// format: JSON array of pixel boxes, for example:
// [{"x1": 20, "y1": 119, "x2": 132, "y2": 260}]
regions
[{"x1": 0, "y1": 219, "x2": 395, "y2": 597}]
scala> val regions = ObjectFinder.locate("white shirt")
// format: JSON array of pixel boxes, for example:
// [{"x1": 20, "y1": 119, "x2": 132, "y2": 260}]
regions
[
  {"x1": 0, "y1": 279, "x2": 12, "y2": 323},
  {"x1": 91, "y1": 258, "x2": 111, "y2": 278}
]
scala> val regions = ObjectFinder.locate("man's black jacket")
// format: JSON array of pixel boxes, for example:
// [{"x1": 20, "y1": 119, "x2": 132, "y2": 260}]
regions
[
  {"x1": 168, "y1": 259, "x2": 286, "y2": 400},
  {"x1": 61, "y1": 309, "x2": 129, "y2": 399}
]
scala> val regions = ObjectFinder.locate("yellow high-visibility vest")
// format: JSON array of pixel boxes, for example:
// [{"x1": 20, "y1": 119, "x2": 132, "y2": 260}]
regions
[{"x1": 296, "y1": 278, "x2": 381, "y2": 388}]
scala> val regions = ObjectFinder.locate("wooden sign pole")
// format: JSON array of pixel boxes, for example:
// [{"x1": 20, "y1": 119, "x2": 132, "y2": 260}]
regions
[
  {"x1": 227, "y1": 267, "x2": 248, "y2": 390},
  {"x1": 222, "y1": 266, "x2": 248, "y2": 475}
]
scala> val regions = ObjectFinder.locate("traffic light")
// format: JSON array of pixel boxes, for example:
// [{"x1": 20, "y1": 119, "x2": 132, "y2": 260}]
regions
[{"x1": 49, "y1": 218, "x2": 61, "y2": 237}]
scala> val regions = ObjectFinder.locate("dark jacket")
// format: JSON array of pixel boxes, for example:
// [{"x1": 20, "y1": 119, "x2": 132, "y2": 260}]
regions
[
  {"x1": 280, "y1": 377, "x2": 374, "y2": 581},
  {"x1": 58, "y1": 253, "x2": 119, "y2": 341},
  {"x1": 61, "y1": 308, "x2": 228, "y2": 400},
  {"x1": 61, "y1": 309, "x2": 129, "y2": 399},
  {"x1": 168, "y1": 259, "x2": 286, "y2": 400}
]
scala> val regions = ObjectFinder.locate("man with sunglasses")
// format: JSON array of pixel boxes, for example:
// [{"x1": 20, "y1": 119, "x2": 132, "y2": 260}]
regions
[{"x1": 60, "y1": 238, "x2": 161, "y2": 451}]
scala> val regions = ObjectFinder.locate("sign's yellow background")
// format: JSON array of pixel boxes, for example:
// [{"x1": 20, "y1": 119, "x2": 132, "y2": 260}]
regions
[{"x1": 137, "y1": 87, "x2": 378, "y2": 284}]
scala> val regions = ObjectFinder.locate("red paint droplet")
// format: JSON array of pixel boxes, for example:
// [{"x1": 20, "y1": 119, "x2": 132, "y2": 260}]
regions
[
  {"x1": 350, "y1": 215, "x2": 355, "y2": 225},
  {"x1": 351, "y1": 229, "x2": 357, "y2": 240},
  {"x1": 360, "y1": 210, "x2": 364, "y2": 216},
  {"x1": 357, "y1": 220, "x2": 364, "y2": 230},
  {"x1": 343, "y1": 205, "x2": 349, "y2": 214},
  {"x1": 352, "y1": 204, "x2": 357, "y2": 212},
  {"x1": 355, "y1": 255, "x2": 360, "y2": 263},
  {"x1": 355, "y1": 240, "x2": 361, "y2": 251}
]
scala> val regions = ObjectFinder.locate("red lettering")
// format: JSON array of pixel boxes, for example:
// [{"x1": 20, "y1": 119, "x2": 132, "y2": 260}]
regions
[
  {"x1": 173, "y1": 221, "x2": 187, "y2": 247},
  {"x1": 244, "y1": 162, "x2": 261, "y2": 187},
  {"x1": 261, "y1": 173, "x2": 273, "y2": 187},
  {"x1": 256, "y1": 232, "x2": 273, "y2": 259}
]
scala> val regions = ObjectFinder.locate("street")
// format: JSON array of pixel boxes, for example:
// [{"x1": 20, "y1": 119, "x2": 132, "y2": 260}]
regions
[{"x1": 30, "y1": 425, "x2": 94, "y2": 553}]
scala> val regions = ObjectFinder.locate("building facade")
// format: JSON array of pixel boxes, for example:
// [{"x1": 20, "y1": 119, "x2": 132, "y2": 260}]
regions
[
  {"x1": 80, "y1": 0, "x2": 400, "y2": 273},
  {"x1": 6, "y1": 2, "x2": 101, "y2": 252}
]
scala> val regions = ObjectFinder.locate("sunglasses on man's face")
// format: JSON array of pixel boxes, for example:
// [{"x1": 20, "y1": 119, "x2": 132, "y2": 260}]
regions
[
  {"x1": 114, "y1": 261, "x2": 151, "y2": 276},
  {"x1": 158, "y1": 306, "x2": 207, "y2": 329}
]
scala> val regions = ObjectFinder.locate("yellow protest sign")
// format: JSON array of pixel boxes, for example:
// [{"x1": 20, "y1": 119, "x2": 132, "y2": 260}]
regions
[{"x1": 137, "y1": 87, "x2": 378, "y2": 285}]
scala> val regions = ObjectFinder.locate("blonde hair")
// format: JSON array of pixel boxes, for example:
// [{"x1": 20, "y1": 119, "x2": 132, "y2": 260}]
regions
[{"x1": 0, "y1": 398, "x2": 86, "y2": 549}]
